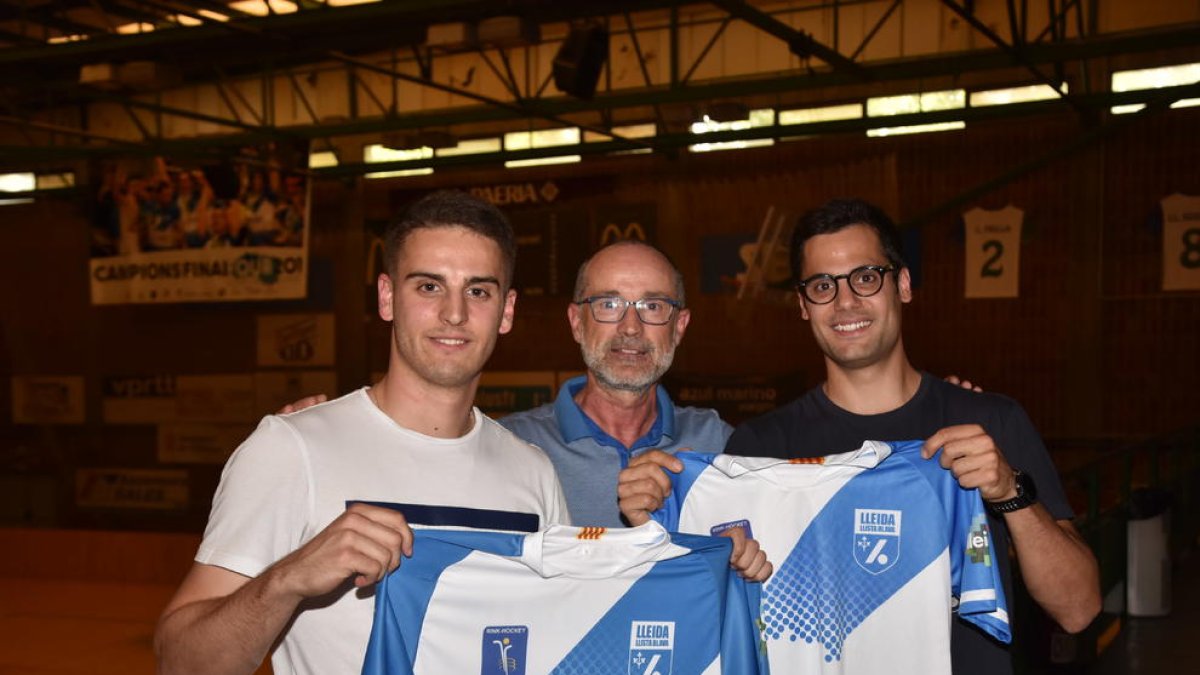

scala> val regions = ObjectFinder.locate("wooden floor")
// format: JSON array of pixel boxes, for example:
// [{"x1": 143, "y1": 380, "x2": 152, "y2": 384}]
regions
[
  {"x1": 0, "y1": 578, "x2": 271, "y2": 675},
  {"x1": 1, "y1": 545, "x2": 1193, "y2": 674},
  {"x1": 0, "y1": 579, "x2": 174, "y2": 675}
]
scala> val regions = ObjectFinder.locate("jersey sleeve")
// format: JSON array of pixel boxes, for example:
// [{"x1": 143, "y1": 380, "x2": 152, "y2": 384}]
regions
[
  {"x1": 898, "y1": 442, "x2": 1011, "y2": 644},
  {"x1": 918, "y1": 448, "x2": 1012, "y2": 644},
  {"x1": 947, "y1": 478, "x2": 1011, "y2": 643},
  {"x1": 721, "y1": 562, "x2": 770, "y2": 675}
]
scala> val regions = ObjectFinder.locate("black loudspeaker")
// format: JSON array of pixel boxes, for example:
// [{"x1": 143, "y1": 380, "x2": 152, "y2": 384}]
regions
[{"x1": 553, "y1": 23, "x2": 608, "y2": 100}]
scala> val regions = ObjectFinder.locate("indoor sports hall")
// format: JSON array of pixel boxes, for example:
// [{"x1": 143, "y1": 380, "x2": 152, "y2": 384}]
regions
[{"x1": 1, "y1": 1, "x2": 1196, "y2": 674}]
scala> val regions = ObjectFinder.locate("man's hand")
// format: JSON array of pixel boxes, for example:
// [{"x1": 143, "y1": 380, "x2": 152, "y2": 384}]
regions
[
  {"x1": 155, "y1": 502, "x2": 413, "y2": 675},
  {"x1": 943, "y1": 374, "x2": 982, "y2": 392},
  {"x1": 922, "y1": 424, "x2": 1016, "y2": 502},
  {"x1": 719, "y1": 526, "x2": 773, "y2": 582},
  {"x1": 277, "y1": 394, "x2": 327, "y2": 415},
  {"x1": 617, "y1": 450, "x2": 683, "y2": 526},
  {"x1": 270, "y1": 502, "x2": 414, "y2": 597}
]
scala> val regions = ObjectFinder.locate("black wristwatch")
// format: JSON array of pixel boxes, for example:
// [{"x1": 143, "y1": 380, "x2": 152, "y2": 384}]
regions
[{"x1": 986, "y1": 469, "x2": 1038, "y2": 515}]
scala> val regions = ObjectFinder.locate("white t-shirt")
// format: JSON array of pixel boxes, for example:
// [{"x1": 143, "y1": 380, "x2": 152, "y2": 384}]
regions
[{"x1": 196, "y1": 388, "x2": 569, "y2": 675}]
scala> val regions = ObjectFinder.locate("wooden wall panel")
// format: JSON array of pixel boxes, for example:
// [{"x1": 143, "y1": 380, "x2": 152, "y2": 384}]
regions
[{"x1": 1, "y1": 106, "x2": 1198, "y2": 532}]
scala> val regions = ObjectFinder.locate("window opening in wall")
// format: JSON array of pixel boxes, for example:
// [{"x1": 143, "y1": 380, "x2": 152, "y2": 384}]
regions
[
  {"x1": 689, "y1": 108, "x2": 774, "y2": 153},
  {"x1": 970, "y1": 83, "x2": 1067, "y2": 107},
  {"x1": 867, "y1": 89, "x2": 965, "y2": 137},
  {"x1": 363, "y1": 144, "x2": 434, "y2": 179},
  {"x1": 1111, "y1": 62, "x2": 1200, "y2": 114}
]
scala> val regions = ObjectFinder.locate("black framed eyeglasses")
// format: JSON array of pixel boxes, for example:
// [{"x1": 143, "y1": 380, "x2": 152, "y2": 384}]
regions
[
  {"x1": 796, "y1": 265, "x2": 897, "y2": 305},
  {"x1": 574, "y1": 296, "x2": 682, "y2": 325}
]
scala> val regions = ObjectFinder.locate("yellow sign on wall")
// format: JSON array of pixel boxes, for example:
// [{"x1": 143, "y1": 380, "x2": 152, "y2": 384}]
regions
[
  {"x1": 964, "y1": 205, "x2": 1024, "y2": 299},
  {"x1": 1161, "y1": 193, "x2": 1200, "y2": 291}
]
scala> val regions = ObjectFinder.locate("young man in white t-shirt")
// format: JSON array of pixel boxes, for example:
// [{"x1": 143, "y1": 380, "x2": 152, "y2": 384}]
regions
[{"x1": 154, "y1": 191, "x2": 569, "y2": 675}]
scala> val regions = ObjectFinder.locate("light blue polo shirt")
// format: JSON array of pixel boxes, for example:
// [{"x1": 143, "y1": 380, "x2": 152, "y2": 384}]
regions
[{"x1": 500, "y1": 375, "x2": 732, "y2": 527}]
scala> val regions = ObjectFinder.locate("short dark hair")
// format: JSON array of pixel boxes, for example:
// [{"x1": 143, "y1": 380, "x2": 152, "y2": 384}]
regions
[
  {"x1": 384, "y1": 190, "x2": 517, "y2": 287},
  {"x1": 790, "y1": 198, "x2": 906, "y2": 282}
]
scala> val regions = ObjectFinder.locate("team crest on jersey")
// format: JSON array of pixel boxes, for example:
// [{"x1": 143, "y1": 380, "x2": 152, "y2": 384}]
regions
[
  {"x1": 853, "y1": 508, "x2": 902, "y2": 574},
  {"x1": 628, "y1": 621, "x2": 674, "y2": 675},
  {"x1": 481, "y1": 625, "x2": 528, "y2": 675}
]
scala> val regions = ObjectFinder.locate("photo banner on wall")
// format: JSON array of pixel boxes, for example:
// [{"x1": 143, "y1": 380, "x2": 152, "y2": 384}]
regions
[
  {"x1": 964, "y1": 205, "x2": 1023, "y2": 299},
  {"x1": 89, "y1": 143, "x2": 310, "y2": 304}
]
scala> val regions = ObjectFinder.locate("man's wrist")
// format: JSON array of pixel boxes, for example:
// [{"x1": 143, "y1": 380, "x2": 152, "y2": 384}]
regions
[{"x1": 986, "y1": 469, "x2": 1038, "y2": 515}]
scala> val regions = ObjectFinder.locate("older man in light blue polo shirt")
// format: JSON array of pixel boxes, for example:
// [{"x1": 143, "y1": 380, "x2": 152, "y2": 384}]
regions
[
  {"x1": 503, "y1": 240, "x2": 768, "y2": 579},
  {"x1": 500, "y1": 240, "x2": 731, "y2": 528},
  {"x1": 502, "y1": 373, "x2": 728, "y2": 528}
]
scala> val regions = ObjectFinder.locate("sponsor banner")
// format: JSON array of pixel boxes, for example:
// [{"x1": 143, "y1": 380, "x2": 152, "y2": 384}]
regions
[
  {"x1": 75, "y1": 468, "x2": 189, "y2": 510},
  {"x1": 391, "y1": 177, "x2": 615, "y2": 213},
  {"x1": 257, "y1": 313, "x2": 336, "y2": 367},
  {"x1": 102, "y1": 374, "x2": 177, "y2": 424},
  {"x1": 157, "y1": 423, "x2": 253, "y2": 464},
  {"x1": 11, "y1": 375, "x2": 85, "y2": 424},
  {"x1": 1161, "y1": 193, "x2": 1200, "y2": 291},
  {"x1": 665, "y1": 373, "x2": 803, "y2": 428},
  {"x1": 964, "y1": 205, "x2": 1023, "y2": 299},
  {"x1": 89, "y1": 148, "x2": 309, "y2": 304},
  {"x1": 475, "y1": 372, "x2": 556, "y2": 418},
  {"x1": 176, "y1": 374, "x2": 256, "y2": 422},
  {"x1": 254, "y1": 370, "x2": 338, "y2": 417},
  {"x1": 90, "y1": 247, "x2": 306, "y2": 304}
]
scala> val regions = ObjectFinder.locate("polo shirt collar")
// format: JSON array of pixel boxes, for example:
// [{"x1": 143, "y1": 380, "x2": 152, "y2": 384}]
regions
[{"x1": 553, "y1": 375, "x2": 677, "y2": 450}]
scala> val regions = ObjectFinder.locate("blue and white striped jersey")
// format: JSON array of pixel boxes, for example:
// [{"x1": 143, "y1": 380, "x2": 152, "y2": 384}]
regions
[
  {"x1": 362, "y1": 522, "x2": 768, "y2": 675},
  {"x1": 652, "y1": 440, "x2": 1009, "y2": 675}
]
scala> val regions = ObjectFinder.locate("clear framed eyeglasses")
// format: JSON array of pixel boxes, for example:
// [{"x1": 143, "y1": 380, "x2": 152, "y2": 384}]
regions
[{"x1": 574, "y1": 296, "x2": 682, "y2": 325}]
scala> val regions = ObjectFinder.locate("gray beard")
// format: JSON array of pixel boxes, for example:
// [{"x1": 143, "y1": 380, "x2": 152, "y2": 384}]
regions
[{"x1": 582, "y1": 341, "x2": 675, "y2": 394}]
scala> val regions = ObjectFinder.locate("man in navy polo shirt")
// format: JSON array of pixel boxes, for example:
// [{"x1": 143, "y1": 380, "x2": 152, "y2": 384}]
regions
[{"x1": 500, "y1": 241, "x2": 732, "y2": 529}]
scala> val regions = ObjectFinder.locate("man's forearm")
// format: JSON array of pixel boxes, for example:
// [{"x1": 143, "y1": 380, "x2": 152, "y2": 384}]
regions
[
  {"x1": 155, "y1": 570, "x2": 299, "y2": 675},
  {"x1": 1004, "y1": 506, "x2": 1101, "y2": 633}
]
